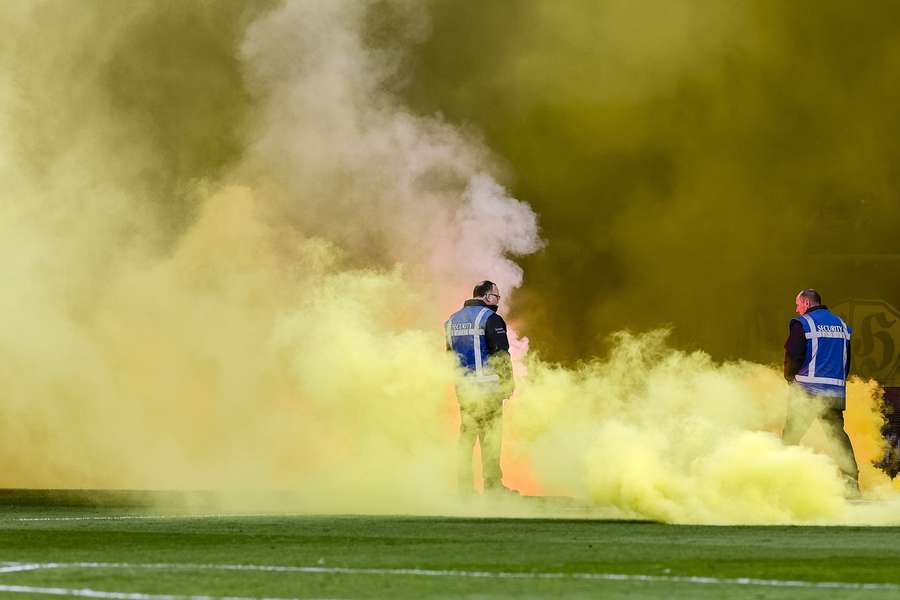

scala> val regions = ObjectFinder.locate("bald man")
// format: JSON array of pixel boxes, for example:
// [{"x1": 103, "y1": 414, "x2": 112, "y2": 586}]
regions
[{"x1": 783, "y1": 288, "x2": 859, "y2": 494}]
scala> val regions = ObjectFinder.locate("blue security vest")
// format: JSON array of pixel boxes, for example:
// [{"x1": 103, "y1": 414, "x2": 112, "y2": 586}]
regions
[
  {"x1": 793, "y1": 308, "x2": 851, "y2": 399},
  {"x1": 445, "y1": 304, "x2": 500, "y2": 383}
]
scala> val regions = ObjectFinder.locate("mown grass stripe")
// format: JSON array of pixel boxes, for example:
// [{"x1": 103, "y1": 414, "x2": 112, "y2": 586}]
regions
[{"x1": 2, "y1": 561, "x2": 898, "y2": 591}]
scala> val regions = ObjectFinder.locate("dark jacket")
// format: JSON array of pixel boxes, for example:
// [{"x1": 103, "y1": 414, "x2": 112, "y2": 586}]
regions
[
  {"x1": 783, "y1": 305, "x2": 851, "y2": 382},
  {"x1": 447, "y1": 299, "x2": 514, "y2": 392}
]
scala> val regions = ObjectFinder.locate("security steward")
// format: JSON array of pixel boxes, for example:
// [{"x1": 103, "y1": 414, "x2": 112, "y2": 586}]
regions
[
  {"x1": 445, "y1": 280, "x2": 516, "y2": 494},
  {"x1": 783, "y1": 288, "x2": 859, "y2": 492}
]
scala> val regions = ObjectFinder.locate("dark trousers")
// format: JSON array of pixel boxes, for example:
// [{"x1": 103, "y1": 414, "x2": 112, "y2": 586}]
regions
[
  {"x1": 783, "y1": 402, "x2": 859, "y2": 481},
  {"x1": 457, "y1": 385, "x2": 504, "y2": 492}
]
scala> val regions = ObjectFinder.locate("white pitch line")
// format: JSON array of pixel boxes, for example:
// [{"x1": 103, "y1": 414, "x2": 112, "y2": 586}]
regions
[
  {"x1": 0, "y1": 584, "x2": 340, "y2": 600},
  {"x1": 2, "y1": 561, "x2": 899, "y2": 592},
  {"x1": 11, "y1": 514, "x2": 285, "y2": 523},
  {"x1": 0, "y1": 564, "x2": 44, "y2": 574}
]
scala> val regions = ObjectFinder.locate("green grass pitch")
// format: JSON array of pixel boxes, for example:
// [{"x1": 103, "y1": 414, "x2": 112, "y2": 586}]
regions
[{"x1": 1, "y1": 496, "x2": 899, "y2": 599}]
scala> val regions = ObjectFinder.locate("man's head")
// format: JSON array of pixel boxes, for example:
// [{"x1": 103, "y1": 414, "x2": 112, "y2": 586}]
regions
[
  {"x1": 795, "y1": 288, "x2": 822, "y2": 315},
  {"x1": 473, "y1": 280, "x2": 501, "y2": 306}
]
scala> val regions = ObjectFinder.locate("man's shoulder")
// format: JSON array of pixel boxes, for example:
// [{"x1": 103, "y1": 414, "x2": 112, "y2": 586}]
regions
[
  {"x1": 451, "y1": 302, "x2": 483, "y2": 315},
  {"x1": 462, "y1": 299, "x2": 489, "y2": 308},
  {"x1": 798, "y1": 306, "x2": 843, "y2": 323},
  {"x1": 486, "y1": 311, "x2": 506, "y2": 325}
]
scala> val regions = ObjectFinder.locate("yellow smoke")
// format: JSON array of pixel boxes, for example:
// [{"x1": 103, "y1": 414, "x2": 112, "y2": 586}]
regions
[
  {"x1": 0, "y1": 0, "x2": 897, "y2": 524},
  {"x1": 844, "y1": 379, "x2": 900, "y2": 495},
  {"x1": 509, "y1": 332, "x2": 898, "y2": 524},
  {"x1": 2, "y1": 186, "x2": 452, "y2": 508},
  {"x1": 0, "y1": 0, "x2": 538, "y2": 515}
]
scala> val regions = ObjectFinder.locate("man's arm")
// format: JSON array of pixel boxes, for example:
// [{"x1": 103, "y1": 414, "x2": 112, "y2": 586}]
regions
[
  {"x1": 784, "y1": 320, "x2": 806, "y2": 382},
  {"x1": 485, "y1": 313, "x2": 514, "y2": 394},
  {"x1": 484, "y1": 313, "x2": 510, "y2": 354}
]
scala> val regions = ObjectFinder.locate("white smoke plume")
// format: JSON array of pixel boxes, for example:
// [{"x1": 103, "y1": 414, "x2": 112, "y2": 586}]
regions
[{"x1": 239, "y1": 0, "x2": 542, "y2": 312}]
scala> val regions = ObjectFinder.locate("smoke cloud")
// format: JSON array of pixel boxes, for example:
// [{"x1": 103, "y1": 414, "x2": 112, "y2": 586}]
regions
[
  {"x1": 510, "y1": 331, "x2": 897, "y2": 524},
  {"x1": 0, "y1": 0, "x2": 896, "y2": 524},
  {"x1": 237, "y1": 0, "x2": 541, "y2": 308},
  {"x1": 0, "y1": 0, "x2": 539, "y2": 514}
]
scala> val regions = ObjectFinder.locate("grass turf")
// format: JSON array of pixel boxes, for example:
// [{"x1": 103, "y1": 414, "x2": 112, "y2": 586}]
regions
[{"x1": 1, "y1": 500, "x2": 899, "y2": 599}]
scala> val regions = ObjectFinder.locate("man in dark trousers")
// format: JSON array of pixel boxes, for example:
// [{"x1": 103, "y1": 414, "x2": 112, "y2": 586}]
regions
[
  {"x1": 445, "y1": 280, "x2": 516, "y2": 495},
  {"x1": 783, "y1": 288, "x2": 859, "y2": 493}
]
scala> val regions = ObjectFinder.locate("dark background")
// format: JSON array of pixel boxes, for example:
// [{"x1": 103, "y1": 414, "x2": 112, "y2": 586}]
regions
[{"x1": 405, "y1": 0, "x2": 900, "y2": 366}]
